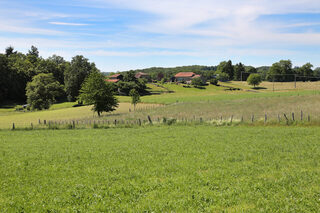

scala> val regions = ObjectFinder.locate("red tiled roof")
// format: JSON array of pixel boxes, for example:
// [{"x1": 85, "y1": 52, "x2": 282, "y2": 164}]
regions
[
  {"x1": 175, "y1": 72, "x2": 196, "y2": 77},
  {"x1": 109, "y1": 74, "x2": 121, "y2": 78},
  {"x1": 135, "y1": 72, "x2": 150, "y2": 78},
  {"x1": 105, "y1": 79, "x2": 120, "y2": 83},
  {"x1": 192, "y1": 74, "x2": 201, "y2": 79}
]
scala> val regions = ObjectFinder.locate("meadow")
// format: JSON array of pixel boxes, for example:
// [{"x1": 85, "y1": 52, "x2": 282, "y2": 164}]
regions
[
  {"x1": 1, "y1": 126, "x2": 320, "y2": 212},
  {"x1": 1, "y1": 81, "x2": 320, "y2": 129},
  {"x1": 0, "y1": 103, "x2": 160, "y2": 129}
]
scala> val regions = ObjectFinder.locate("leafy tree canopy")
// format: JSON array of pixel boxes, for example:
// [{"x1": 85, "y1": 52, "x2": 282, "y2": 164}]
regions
[
  {"x1": 26, "y1": 73, "x2": 64, "y2": 110},
  {"x1": 79, "y1": 72, "x2": 118, "y2": 116},
  {"x1": 247, "y1": 73, "x2": 262, "y2": 88}
]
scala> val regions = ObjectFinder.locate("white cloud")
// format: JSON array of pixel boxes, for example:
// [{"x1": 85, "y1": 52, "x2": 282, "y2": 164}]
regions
[{"x1": 49, "y1": 22, "x2": 90, "y2": 26}]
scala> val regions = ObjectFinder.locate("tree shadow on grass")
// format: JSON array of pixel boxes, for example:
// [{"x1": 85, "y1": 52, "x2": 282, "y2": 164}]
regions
[
  {"x1": 252, "y1": 87, "x2": 267, "y2": 90},
  {"x1": 194, "y1": 86, "x2": 206, "y2": 89}
]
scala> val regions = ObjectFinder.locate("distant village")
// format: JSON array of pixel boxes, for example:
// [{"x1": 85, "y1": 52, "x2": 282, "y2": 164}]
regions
[{"x1": 106, "y1": 71, "x2": 206, "y2": 84}]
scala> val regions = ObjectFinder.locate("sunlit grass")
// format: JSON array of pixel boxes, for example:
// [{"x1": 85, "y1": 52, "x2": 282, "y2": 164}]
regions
[
  {"x1": 1, "y1": 126, "x2": 320, "y2": 211},
  {"x1": 0, "y1": 103, "x2": 160, "y2": 129}
]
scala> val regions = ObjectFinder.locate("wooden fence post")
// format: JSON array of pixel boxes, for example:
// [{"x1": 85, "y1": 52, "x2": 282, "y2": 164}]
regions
[
  {"x1": 264, "y1": 113, "x2": 267, "y2": 123},
  {"x1": 12, "y1": 123, "x2": 15, "y2": 130},
  {"x1": 147, "y1": 115, "x2": 152, "y2": 124},
  {"x1": 292, "y1": 112, "x2": 295, "y2": 121},
  {"x1": 251, "y1": 114, "x2": 254, "y2": 123},
  {"x1": 300, "y1": 110, "x2": 303, "y2": 121},
  {"x1": 283, "y1": 113, "x2": 289, "y2": 124},
  {"x1": 278, "y1": 114, "x2": 281, "y2": 123},
  {"x1": 308, "y1": 114, "x2": 310, "y2": 122},
  {"x1": 230, "y1": 115, "x2": 233, "y2": 124}
]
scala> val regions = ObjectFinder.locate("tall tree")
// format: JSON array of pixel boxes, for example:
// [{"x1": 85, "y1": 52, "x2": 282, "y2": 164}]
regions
[
  {"x1": 64, "y1": 55, "x2": 99, "y2": 101},
  {"x1": 216, "y1": 60, "x2": 234, "y2": 80},
  {"x1": 234, "y1": 63, "x2": 245, "y2": 81},
  {"x1": 26, "y1": 73, "x2": 64, "y2": 110},
  {"x1": 5, "y1": 46, "x2": 16, "y2": 57},
  {"x1": 79, "y1": 72, "x2": 118, "y2": 116},
  {"x1": 267, "y1": 60, "x2": 293, "y2": 82},
  {"x1": 0, "y1": 54, "x2": 9, "y2": 102},
  {"x1": 27, "y1": 45, "x2": 39, "y2": 58},
  {"x1": 296, "y1": 63, "x2": 313, "y2": 81}
]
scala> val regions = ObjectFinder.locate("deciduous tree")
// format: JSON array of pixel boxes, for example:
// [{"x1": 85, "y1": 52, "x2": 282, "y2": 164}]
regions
[
  {"x1": 79, "y1": 72, "x2": 118, "y2": 116},
  {"x1": 26, "y1": 73, "x2": 64, "y2": 110},
  {"x1": 247, "y1": 73, "x2": 262, "y2": 88}
]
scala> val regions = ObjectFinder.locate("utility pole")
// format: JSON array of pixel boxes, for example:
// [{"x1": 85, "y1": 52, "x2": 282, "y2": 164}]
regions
[{"x1": 294, "y1": 74, "x2": 297, "y2": 89}]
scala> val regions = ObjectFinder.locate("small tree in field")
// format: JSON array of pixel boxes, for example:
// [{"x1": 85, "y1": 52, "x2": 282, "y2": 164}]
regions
[
  {"x1": 247, "y1": 73, "x2": 262, "y2": 88},
  {"x1": 79, "y1": 72, "x2": 118, "y2": 116},
  {"x1": 129, "y1": 89, "x2": 140, "y2": 110},
  {"x1": 26, "y1": 73, "x2": 63, "y2": 110}
]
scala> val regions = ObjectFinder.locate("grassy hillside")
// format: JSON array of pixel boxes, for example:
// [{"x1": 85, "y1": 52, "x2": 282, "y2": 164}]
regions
[
  {"x1": 121, "y1": 82, "x2": 320, "y2": 104},
  {"x1": 1, "y1": 81, "x2": 319, "y2": 129},
  {"x1": 1, "y1": 126, "x2": 320, "y2": 212},
  {"x1": 0, "y1": 103, "x2": 160, "y2": 129}
]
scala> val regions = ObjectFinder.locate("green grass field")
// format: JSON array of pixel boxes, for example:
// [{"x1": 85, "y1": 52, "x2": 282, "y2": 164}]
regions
[
  {"x1": 0, "y1": 103, "x2": 160, "y2": 129},
  {"x1": 1, "y1": 81, "x2": 320, "y2": 129},
  {"x1": 1, "y1": 126, "x2": 320, "y2": 212}
]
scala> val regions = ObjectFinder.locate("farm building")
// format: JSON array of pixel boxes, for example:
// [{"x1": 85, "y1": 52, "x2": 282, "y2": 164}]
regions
[
  {"x1": 175, "y1": 72, "x2": 206, "y2": 84},
  {"x1": 135, "y1": 72, "x2": 151, "y2": 82},
  {"x1": 106, "y1": 73, "x2": 123, "y2": 83}
]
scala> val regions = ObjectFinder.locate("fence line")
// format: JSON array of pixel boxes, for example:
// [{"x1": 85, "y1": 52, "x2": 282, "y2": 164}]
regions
[{"x1": 7, "y1": 111, "x2": 320, "y2": 130}]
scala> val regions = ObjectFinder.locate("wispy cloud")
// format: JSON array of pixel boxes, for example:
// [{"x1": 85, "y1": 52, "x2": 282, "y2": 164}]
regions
[
  {"x1": 49, "y1": 22, "x2": 90, "y2": 26},
  {"x1": 1, "y1": 0, "x2": 320, "y2": 71}
]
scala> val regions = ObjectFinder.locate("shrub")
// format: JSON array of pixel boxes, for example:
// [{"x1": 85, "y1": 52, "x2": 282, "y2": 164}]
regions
[
  {"x1": 216, "y1": 73, "x2": 230, "y2": 82},
  {"x1": 167, "y1": 118, "x2": 177, "y2": 125},
  {"x1": 191, "y1": 77, "x2": 203, "y2": 87},
  {"x1": 210, "y1": 78, "x2": 219, "y2": 86}
]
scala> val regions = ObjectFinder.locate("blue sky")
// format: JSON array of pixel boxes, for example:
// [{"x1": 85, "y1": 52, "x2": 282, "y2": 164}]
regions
[{"x1": 0, "y1": 0, "x2": 320, "y2": 72}]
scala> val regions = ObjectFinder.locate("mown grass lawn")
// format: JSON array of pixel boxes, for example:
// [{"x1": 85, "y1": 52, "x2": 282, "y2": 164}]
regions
[{"x1": 1, "y1": 126, "x2": 320, "y2": 212}]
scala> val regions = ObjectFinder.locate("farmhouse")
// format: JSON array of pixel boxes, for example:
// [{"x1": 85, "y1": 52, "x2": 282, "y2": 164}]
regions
[
  {"x1": 175, "y1": 72, "x2": 206, "y2": 84},
  {"x1": 106, "y1": 74, "x2": 123, "y2": 83},
  {"x1": 135, "y1": 72, "x2": 151, "y2": 82}
]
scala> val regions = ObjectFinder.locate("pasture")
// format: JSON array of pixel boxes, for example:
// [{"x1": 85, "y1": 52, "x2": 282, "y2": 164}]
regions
[
  {"x1": 1, "y1": 126, "x2": 320, "y2": 212},
  {"x1": 0, "y1": 103, "x2": 160, "y2": 129},
  {"x1": 1, "y1": 81, "x2": 320, "y2": 129}
]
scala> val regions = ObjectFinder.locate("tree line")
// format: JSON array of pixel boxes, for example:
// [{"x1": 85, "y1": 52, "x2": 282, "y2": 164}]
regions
[
  {"x1": 116, "y1": 60, "x2": 320, "y2": 82},
  {"x1": 0, "y1": 46, "x2": 99, "y2": 105}
]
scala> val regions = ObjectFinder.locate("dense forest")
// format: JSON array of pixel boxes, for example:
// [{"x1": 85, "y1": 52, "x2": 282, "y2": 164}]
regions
[{"x1": 0, "y1": 46, "x2": 98, "y2": 104}]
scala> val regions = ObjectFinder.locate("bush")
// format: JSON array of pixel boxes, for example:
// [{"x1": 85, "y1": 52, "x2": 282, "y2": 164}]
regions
[
  {"x1": 191, "y1": 77, "x2": 203, "y2": 87},
  {"x1": 210, "y1": 78, "x2": 218, "y2": 86},
  {"x1": 167, "y1": 118, "x2": 177, "y2": 125},
  {"x1": 216, "y1": 73, "x2": 230, "y2": 82}
]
